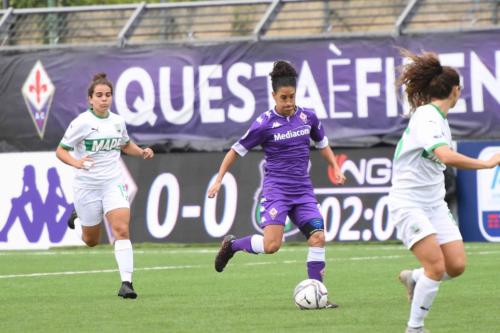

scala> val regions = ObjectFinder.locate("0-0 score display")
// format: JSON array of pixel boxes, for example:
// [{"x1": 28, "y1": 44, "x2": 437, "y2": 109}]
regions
[{"x1": 145, "y1": 172, "x2": 395, "y2": 242}]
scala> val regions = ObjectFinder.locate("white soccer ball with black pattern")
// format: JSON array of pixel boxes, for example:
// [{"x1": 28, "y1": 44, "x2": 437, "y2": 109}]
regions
[{"x1": 293, "y1": 279, "x2": 328, "y2": 309}]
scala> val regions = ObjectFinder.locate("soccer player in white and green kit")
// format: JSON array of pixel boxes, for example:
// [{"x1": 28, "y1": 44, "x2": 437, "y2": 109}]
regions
[
  {"x1": 389, "y1": 50, "x2": 500, "y2": 333},
  {"x1": 56, "y1": 73, "x2": 154, "y2": 299}
]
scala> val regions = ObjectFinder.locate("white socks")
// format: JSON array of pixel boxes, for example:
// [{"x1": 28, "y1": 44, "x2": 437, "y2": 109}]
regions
[
  {"x1": 74, "y1": 217, "x2": 83, "y2": 240},
  {"x1": 74, "y1": 219, "x2": 134, "y2": 283},
  {"x1": 412, "y1": 267, "x2": 423, "y2": 282},
  {"x1": 412, "y1": 267, "x2": 451, "y2": 282},
  {"x1": 250, "y1": 235, "x2": 265, "y2": 254},
  {"x1": 307, "y1": 247, "x2": 326, "y2": 262},
  {"x1": 114, "y1": 239, "x2": 134, "y2": 282},
  {"x1": 408, "y1": 274, "x2": 441, "y2": 328}
]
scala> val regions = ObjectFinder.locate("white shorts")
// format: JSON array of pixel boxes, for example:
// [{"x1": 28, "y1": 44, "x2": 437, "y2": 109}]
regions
[
  {"x1": 73, "y1": 183, "x2": 130, "y2": 227},
  {"x1": 391, "y1": 202, "x2": 462, "y2": 249}
]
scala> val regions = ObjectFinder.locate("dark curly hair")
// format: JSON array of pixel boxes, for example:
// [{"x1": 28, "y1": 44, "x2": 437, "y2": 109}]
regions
[
  {"x1": 397, "y1": 49, "x2": 460, "y2": 113},
  {"x1": 269, "y1": 60, "x2": 297, "y2": 92}
]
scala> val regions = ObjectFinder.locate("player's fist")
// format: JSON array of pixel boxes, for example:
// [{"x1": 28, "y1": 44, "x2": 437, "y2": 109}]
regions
[
  {"x1": 487, "y1": 153, "x2": 500, "y2": 168},
  {"x1": 142, "y1": 147, "x2": 154, "y2": 160},
  {"x1": 77, "y1": 155, "x2": 94, "y2": 170},
  {"x1": 208, "y1": 182, "x2": 221, "y2": 198}
]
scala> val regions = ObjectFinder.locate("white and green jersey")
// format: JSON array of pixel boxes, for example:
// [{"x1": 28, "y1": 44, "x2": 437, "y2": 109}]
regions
[
  {"x1": 389, "y1": 104, "x2": 451, "y2": 209},
  {"x1": 60, "y1": 109, "x2": 130, "y2": 189}
]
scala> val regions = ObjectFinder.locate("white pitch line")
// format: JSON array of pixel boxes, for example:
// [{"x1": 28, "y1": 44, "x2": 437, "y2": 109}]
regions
[
  {"x1": 0, "y1": 264, "x2": 202, "y2": 279},
  {"x1": 1, "y1": 251, "x2": 498, "y2": 280},
  {"x1": 0, "y1": 244, "x2": 433, "y2": 256},
  {"x1": 0, "y1": 269, "x2": 118, "y2": 279},
  {"x1": 0, "y1": 244, "x2": 494, "y2": 256},
  {"x1": 0, "y1": 249, "x2": 218, "y2": 256}
]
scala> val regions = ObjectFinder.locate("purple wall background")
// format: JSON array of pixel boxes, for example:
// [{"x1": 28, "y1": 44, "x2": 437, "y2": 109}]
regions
[{"x1": 1, "y1": 32, "x2": 499, "y2": 152}]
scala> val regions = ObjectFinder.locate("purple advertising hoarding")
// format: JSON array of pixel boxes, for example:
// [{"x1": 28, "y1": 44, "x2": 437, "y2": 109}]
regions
[{"x1": 0, "y1": 32, "x2": 499, "y2": 152}]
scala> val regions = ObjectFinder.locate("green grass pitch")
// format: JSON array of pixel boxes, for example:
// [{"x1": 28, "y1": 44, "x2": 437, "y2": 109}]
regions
[{"x1": 0, "y1": 242, "x2": 498, "y2": 333}]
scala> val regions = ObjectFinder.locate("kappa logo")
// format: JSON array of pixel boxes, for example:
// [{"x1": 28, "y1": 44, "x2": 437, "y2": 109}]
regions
[
  {"x1": 0, "y1": 165, "x2": 73, "y2": 244},
  {"x1": 272, "y1": 121, "x2": 282, "y2": 129},
  {"x1": 21, "y1": 61, "x2": 55, "y2": 139}
]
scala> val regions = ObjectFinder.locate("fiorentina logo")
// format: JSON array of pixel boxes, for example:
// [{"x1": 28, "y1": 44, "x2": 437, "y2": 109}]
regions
[
  {"x1": 21, "y1": 60, "x2": 55, "y2": 139},
  {"x1": 269, "y1": 207, "x2": 278, "y2": 220},
  {"x1": 299, "y1": 112, "x2": 308, "y2": 123}
]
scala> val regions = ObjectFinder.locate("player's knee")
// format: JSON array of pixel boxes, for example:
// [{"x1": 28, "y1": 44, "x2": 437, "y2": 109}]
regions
[
  {"x1": 112, "y1": 225, "x2": 129, "y2": 239},
  {"x1": 427, "y1": 259, "x2": 446, "y2": 280},
  {"x1": 448, "y1": 266, "x2": 465, "y2": 278},
  {"x1": 300, "y1": 219, "x2": 325, "y2": 243},
  {"x1": 264, "y1": 240, "x2": 281, "y2": 254},
  {"x1": 447, "y1": 260, "x2": 466, "y2": 278},
  {"x1": 83, "y1": 237, "x2": 99, "y2": 247},
  {"x1": 308, "y1": 231, "x2": 325, "y2": 247}
]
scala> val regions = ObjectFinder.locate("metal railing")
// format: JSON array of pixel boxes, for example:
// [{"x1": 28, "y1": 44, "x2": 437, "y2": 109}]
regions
[{"x1": 1, "y1": 0, "x2": 499, "y2": 51}]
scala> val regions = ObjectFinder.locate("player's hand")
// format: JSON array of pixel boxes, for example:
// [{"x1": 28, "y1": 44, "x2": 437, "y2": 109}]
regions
[
  {"x1": 332, "y1": 164, "x2": 346, "y2": 185},
  {"x1": 207, "y1": 181, "x2": 221, "y2": 198},
  {"x1": 76, "y1": 155, "x2": 94, "y2": 170},
  {"x1": 335, "y1": 172, "x2": 347, "y2": 185},
  {"x1": 142, "y1": 147, "x2": 154, "y2": 160},
  {"x1": 486, "y1": 153, "x2": 500, "y2": 168}
]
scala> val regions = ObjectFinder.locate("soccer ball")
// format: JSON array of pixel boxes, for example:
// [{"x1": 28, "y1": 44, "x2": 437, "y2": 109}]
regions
[{"x1": 293, "y1": 279, "x2": 328, "y2": 309}]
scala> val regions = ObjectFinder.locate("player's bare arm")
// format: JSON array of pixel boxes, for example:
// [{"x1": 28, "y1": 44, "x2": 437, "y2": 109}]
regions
[
  {"x1": 433, "y1": 145, "x2": 500, "y2": 169},
  {"x1": 318, "y1": 146, "x2": 346, "y2": 185},
  {"x1": 55, "y1": 145, "x2": 93, "y2": 169},
  {"x1": 121, "y1": 141, "x2": 154, "y2": 160},
  {"x1": 208, "y1": 149, "x2": 238, "y2": 198}
]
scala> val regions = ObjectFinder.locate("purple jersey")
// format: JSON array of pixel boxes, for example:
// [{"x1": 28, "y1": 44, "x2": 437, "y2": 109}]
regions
[{"x1": 232, "y1": 107, "x2": 328, "y2": 200}]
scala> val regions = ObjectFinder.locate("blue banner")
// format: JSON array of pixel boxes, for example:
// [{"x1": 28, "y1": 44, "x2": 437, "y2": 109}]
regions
[{"x1": 457, "y1": 141, "x2": 500, "y2": 242}]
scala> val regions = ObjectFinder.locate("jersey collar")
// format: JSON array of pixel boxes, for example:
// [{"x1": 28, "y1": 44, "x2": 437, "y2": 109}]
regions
[
  {"x1": 429, "y1": 104, "x2": 446, "y2": 119},
  {"x1": 88, "y1": 108, "x2": 110, "y2": 119},
  {"x1": 272, "y1": 106, "x2": 298, "y2": 121}
]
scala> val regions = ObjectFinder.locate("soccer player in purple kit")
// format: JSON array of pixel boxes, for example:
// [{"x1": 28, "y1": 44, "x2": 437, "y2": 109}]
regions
[{"x1": 207, "y1": 60, "x2": 346, "y2": 308}]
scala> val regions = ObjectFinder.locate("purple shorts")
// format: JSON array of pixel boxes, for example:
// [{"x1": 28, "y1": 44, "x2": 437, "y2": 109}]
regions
[{"x1": 259, "y1": 196, "x2": 322, "y2": 229}]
